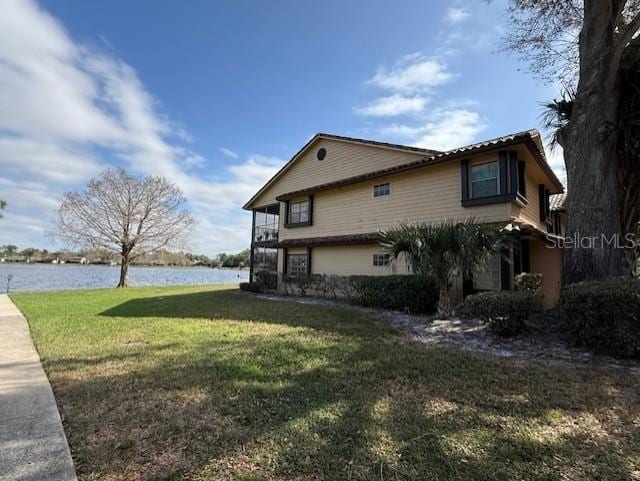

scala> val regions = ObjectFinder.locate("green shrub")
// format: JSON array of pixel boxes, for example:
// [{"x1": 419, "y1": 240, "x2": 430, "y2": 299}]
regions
[
  {"x1": 327, "y1": 275, "x2": 356, "y2": 301},
  {"x1": 515, "y1": 272, "x2": 544, "y2": 311},
  {"x1": 560, "y1": 277, "x2": 640, "y2": 358},
  {"x1": 280, "y1": 274, "x2": 307, "y2": 296},
  {"x1": 239, "y1": 282, "x2": 262, "y2": 293},
  {"x1": 515, "y1": 272, "x2": 543, "y2": 295},
  {"x1": 348, "y1": 275, "x2": 438, "y2": 314},
  {"x1": 465, "y1": 291, "x2": 534, "y2": 336},
  {"x1": 254, "y1": 270, "x2": 277, "y2": 290}
]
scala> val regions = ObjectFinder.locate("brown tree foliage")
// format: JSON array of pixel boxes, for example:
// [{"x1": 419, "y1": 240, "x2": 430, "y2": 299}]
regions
[{"x1": 55, "y1": 168, "x2": 195, "y2": 287}]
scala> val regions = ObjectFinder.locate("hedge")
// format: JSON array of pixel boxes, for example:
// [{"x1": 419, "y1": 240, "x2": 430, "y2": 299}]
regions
[
  {"x1": 464, "y1": 290, "x2": 534, "y2": 336},
  {"x1": 560, "y1": 277, "x2": 640, "y2": 358},
  {"x1": 278, "y1": 273, "x2": 438, "y2": 314},
  {"x1": 239, "y1": 282, "x2": 262, "y2": 293},
  {"x1": 254, "y1": 270, "x2": 277, "y2": 290},
  {"x1": 348, "y1": 275, "x2": 438, "y2": 314}
]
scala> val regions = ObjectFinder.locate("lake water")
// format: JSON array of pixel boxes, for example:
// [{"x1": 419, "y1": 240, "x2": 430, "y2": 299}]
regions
[{"x1": 0, "y1": 263, "x2": 249, "y2": 293}]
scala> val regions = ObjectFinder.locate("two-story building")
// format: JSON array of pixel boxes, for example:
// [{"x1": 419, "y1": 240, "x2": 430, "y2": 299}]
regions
[{"x1": 244, "y1": 129, "x2": 565, "y2": 308}]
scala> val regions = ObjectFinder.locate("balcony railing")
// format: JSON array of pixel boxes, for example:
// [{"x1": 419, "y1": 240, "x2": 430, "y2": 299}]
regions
[{"x1": 253, "y1": 225, "x2": 278, "y2": 243}]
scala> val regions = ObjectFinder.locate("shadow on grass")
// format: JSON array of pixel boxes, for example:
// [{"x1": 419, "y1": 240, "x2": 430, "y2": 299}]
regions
[
  {"x1": 99, "y1": 289, "x2": 393, "y2": 336},
  {"x1": 50, "y1": 288, "x2": 640, "y2": 480}
]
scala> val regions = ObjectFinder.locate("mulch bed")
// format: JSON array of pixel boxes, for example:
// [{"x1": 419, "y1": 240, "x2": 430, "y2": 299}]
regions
[{"x1": 253, "y1": 292, "x2": 640, "y2": 376}]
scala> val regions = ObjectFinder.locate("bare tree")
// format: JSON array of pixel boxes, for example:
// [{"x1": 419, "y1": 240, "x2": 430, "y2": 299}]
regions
[
  {"x1": 502, "y1": 0, "x2": 640, "y2": 283},
  {"x1": 55, "y1": 168, "x2": 195, "y2": 287}
]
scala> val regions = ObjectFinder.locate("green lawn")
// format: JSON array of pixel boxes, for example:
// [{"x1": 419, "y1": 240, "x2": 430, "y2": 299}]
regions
[{"x1": 12, "y1": 285, "x2": 640, "y2": 481}]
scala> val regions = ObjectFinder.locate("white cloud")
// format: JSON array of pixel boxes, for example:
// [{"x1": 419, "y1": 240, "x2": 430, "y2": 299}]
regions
[
  {"x1": 381, "y1": 109, "x2": 486, "y2": 151},
  {"x1": 446, "y1": 7, "x2": 471, "y2": 24},
  {"x1": 219, "y1": 147, "x2": 239, "y2": 159},
  {"x1": 367, "y1": 54, "x2": 454, "y2": 94},
  {"x1": 354, "y1": 95, "x2": 426, "y2": 117},
  {"x1": 0, "y1": 0, "x2": 283, "y2": 256}
]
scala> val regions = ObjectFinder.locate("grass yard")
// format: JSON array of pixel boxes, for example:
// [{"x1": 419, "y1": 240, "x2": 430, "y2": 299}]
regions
[{"x1": 11, "y1": 285, "x2": 640, "y2": 481}]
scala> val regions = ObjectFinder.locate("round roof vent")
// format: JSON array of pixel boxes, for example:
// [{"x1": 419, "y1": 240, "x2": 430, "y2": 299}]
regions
[{"x1": 317, "y1": 148, "x2": 327, "y2": 160}]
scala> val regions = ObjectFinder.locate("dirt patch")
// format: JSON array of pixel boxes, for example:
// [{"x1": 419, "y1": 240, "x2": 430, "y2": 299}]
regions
[{"x1": 252, "y1": 292, "x2": 640, "y2": 376}]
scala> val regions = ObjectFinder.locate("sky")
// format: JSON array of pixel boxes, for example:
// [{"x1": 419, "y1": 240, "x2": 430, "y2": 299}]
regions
[{"x1": 0, "y1": 0, "x2": 565, "y2": 256}]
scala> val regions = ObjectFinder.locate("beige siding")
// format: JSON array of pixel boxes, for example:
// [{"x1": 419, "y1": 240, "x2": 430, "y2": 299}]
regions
[
  {"x1": 513, "y1": 172, "x2": 542, "y2": 227},
  {"x1": 254, "y1": 136, "x2": 563, "y2": 302},
  {"x1": 279, "y1": 157, "x2": 511, "y2": 241},
  {"x1": 310, "y1": 244, "x2": 409, "y2": 276},
  {"x1": 511, "y1": 145, "x2": 562, "y2": 231},
  {"x1": 529, "y1": 240, "x2": 563, "y2": 309},
  {"x1": 309, "y1": 245, "x2": 464, "y2": 303},
  {"x1": 250, "y1": 138, "x2": 424, "y2": 208}
]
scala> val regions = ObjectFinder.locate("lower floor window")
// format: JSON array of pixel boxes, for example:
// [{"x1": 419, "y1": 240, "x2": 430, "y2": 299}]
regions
[
  {"x1": 473, "y1": 254, "x2": 501, "y2": 291},
  {"x1": 373, "y1": 253, "x2": 390, "y2": 266},
  {"x1": 287, "y1": 254, "x2": 307, "y2": 277}
]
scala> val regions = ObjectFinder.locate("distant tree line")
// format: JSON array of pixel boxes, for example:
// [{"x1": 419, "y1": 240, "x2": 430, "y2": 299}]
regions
[{"x1": 0, "y1": 244, "x2": 249, "y2": 268}]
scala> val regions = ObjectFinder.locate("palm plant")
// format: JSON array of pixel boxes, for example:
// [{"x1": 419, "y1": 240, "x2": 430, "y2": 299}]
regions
[{"x1": 380, "y1": 219, "x2": 505, "y2": 318}]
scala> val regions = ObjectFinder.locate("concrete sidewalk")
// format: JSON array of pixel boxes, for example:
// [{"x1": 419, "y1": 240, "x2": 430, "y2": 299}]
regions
[{"x1": 0, "y1": 295, "x2": 77, "y2": 481}]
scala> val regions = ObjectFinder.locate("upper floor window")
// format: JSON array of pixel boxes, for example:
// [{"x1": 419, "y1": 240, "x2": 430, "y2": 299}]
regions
[
  {"x1": 373, "y1": 183, "x2": 390, "y2": 198},
  {"x1": 287, "y1": 199, "x2": 310, "y2": 225},
  {"x1": 373, "y1": 253, "x2": 390, "y2": 266},
  {"x1": 287, "y1": 254, "x2": 307, "y2": 277},
  {"x1": 470, "y1": 162, "x2": 499, "y2": 198}
]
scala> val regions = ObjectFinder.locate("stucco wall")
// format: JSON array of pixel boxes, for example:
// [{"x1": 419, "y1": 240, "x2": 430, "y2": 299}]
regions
[{"x1": 529, "y1": 240, "x2": 563, "y2": 309}]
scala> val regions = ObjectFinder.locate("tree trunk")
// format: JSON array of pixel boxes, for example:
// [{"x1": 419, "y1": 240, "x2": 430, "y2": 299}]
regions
[
  {"x1": 437, "y1": 287, "x2": 452, "y2": 319},
  {"x1": 118, "y1": 254, "x2": 130, "y2": 287},
  {"x1": 562, "y1": 0, "x2": 628, "y2": 284}
]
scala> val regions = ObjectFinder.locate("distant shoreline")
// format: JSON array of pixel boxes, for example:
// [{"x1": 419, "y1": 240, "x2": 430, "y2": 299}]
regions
[{"x1": 0, "y1": 262, "x2": 249, "y2": 271}]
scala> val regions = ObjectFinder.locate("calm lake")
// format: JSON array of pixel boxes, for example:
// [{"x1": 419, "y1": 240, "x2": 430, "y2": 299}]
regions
[{"x1": 0, "y1": 263, "x2": 249, "y2": 293}]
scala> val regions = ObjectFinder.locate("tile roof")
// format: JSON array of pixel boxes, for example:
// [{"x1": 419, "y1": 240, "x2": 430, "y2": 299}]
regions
[
  {"x1": 276, "y1": 129, "x2": 564, "y2": 201},
  {"x1": 246, "y1": 129, "x2": 564, "y2": 208},
  {"x1": 314, "y1": 133, "x2": 440, "y2": 156},
  {"x1": 277, "y1": 232, "x2": 381, "y2": 247}
]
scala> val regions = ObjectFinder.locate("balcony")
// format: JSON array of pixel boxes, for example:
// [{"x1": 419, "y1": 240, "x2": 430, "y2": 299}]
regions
[
  {"x1": 252, "y1": 204, "x2": 279, "y2": 246},
  {"x1": 253, "y1": 225, "x2": 278, "y2": 243}
]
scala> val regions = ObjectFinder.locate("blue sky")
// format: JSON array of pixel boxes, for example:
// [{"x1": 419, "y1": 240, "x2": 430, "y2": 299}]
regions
[{"x1": 0, "y1": 0, "x2": 564, "y2": 256}]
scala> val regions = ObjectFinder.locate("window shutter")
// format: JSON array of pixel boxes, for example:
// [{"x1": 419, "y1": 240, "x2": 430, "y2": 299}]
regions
[
  {"x1": 538, "y1": 184, "x2": 546, "y2": 221},
  {"x1": 545, "y1": 189, "x2": 550, "y2": 219},
  {"x1": 460, "y1": 159, "x2": 469, "y2": 201},
  {"x1": 308, "y1": 195, "x2": 314, "y2": 226},
  {"x1": 306, "y1": 247, "x2": 312, "y2": 274},
  {"x1": 498, "y1": 151, "x2": 508, "y2": 195},
  {"x1": 509, "y1": 151, "x2": 518, "y2": 194},
  {"x1": 518, "y1": 160, "x2": 526, "y2": 196}
]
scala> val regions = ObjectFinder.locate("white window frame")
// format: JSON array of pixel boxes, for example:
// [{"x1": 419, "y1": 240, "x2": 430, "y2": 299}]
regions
[
  {"x1": 373, "y1": 183, "x2": 391, "y2": 198},
  {"x1": 470, "y1": 161, "x2": 499, "y2": 199},
  {"x1": 287, "y1": 253, "x2": 308, "y2": 277}
]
